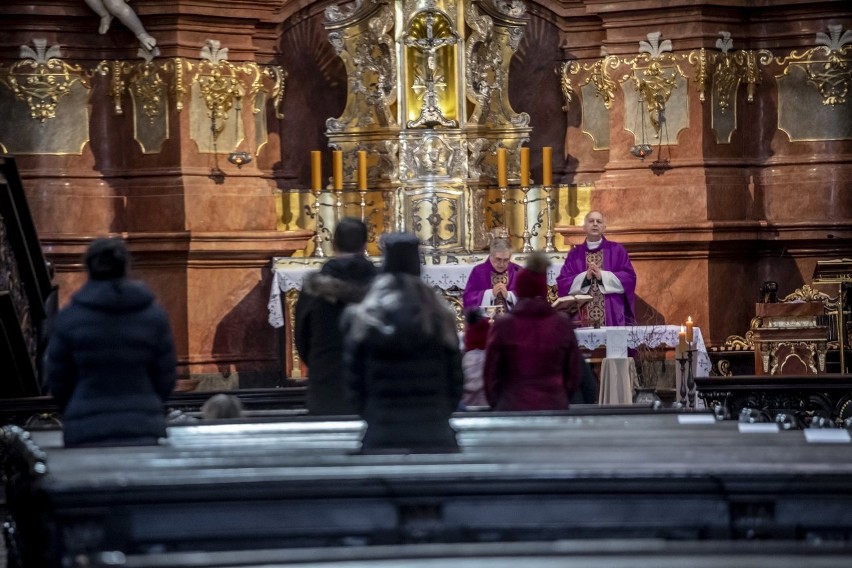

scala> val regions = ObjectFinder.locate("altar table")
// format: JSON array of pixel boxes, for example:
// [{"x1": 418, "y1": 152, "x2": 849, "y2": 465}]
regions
[
  {"x1": 267, "y1": 256, "x2": 561, "y2": 329},
  {"x1": 598, "y1": 358, "x2": 639, "y2": 405},
  {"x1": 574, "y1": 326, "x2": 711, "y2": 407},
  {"x1": 267, "y1": 256, "x2": 562, "y2": 378},
  {"x1": 267, "y1": 258, "x2": 710, "y2": 403}
]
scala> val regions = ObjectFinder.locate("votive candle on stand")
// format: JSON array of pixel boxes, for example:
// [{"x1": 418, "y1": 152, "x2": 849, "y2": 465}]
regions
[
  {"x1": 542, "y1": 146, "x2": 552, "y2": 186},
  {"x1": 311, "y1": 151, "x2": 322, "y2": 191},
  {"x1": 497, "y1": 147, "x2": 507, "y2": 187},
  {"x1": 520, "y1": 147, "x2": 530, "y2": 186},
  {"x1": 685, "y1": 316, "x2": 694, "y2": 343},
  {"x1": 332, "y1": 150, "x2": 343, "y2": 191},
  {"x1": 357, "y1": 150, "x2": 367, "y2": 191}
]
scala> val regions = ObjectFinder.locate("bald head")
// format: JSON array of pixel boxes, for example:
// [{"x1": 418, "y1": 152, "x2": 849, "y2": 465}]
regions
[{"x1": 583, "y1": 210, "x2": 606, "y2": 242}]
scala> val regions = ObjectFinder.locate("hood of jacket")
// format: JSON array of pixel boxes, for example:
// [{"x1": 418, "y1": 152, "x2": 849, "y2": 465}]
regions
[
  {"x1": 72, "y1": 278, "x2": 156, "y2": 314},
  {"x1": 302, "y1": 255, "x2": 376, "y2": 304},
  {"x1": 344, "y1": 273, "x2": 459, "y2": 352}
]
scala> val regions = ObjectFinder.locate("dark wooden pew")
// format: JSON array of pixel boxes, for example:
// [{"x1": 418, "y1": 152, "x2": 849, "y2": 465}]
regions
[
  {"x1": 696, "y1": 374, "x2": 852, "y2": 424},
  {"x1": 4, "y1": 411, "x2": 852, "y2": 567},
  {"x1": 93, "y1": 540, "x2": 852, "y2": 568}
]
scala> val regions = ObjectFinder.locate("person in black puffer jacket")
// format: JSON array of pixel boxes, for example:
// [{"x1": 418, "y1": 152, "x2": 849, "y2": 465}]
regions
[
  {"x1": 45, "y1": 237, "x2": 177, "y2": 447},
  {"x1": 342, "y1": 232, "x2": 463, "y2": 453},
  {"x1": 295, "y1": 218, "x2": 377, "y2": 415}
]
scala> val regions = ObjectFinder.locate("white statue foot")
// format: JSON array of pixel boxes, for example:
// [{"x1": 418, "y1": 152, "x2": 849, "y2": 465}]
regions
[
  {"x1": 137, "y1": 33, "x2": 157, "y2": 51},
  {"x1": 98, "y1": 14, "x2": 113, "y2": 35}
]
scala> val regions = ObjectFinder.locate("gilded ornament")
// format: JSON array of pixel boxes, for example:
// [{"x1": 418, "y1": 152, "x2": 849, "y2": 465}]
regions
[
  {"x1": 262, "y1": 66, "x2": 287, "y2": 120},
  {"x1": 781, "y1": 284, "x2": 832, "y2": 303},
  {"x1": 555, "y1": 61, "x2": 575, "y2": 112},
  {"x1": 465, "y1": 2, "x2": 503, "y2": 125},
  {"x1": 194, "y1": 40, "x2": 263, "y2": 140},
  {"x1": 589, "y1": 56, "x2": 620, "y2": 110},
  {"x1": 775, "y1": 25, "x2": 852, "y2": 106},
  {"x1": 0, "y1": 40, "x2": 89, "y2": 123},
  {"x1": 404, "y1": 10, "x2": 459, "y2": 129}
]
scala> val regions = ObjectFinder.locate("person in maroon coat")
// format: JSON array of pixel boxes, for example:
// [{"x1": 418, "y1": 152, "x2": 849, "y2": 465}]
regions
[{"x1": 483, "y1": 252, "x2": 584, "y2": 411}]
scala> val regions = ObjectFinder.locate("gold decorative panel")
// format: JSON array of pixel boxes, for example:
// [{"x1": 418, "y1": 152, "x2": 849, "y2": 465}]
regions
[
  {"x1": 403, "y1": 184, "x2": 464, "y2": 250},
  {"x1": 0, "y1": 38, "x2": 285, "y2": 157},
  {"x1": 0, "y1": 40, "x2": 91, "y2": 154},
  {"x1": 556, "y1": 26, "x2": 852, "y2": 150},
  {"x1": 777, "y1": 65, "x2": 852, "y2": 141},
  {"x1": 688, "y1": 32, "x2": 768, "y2": 144},
  {"x1": 578, "y1": 82, "x2": 610, "y2": 150},
  {"x1": 0, "y1": 84, "x2": 90, "y2": 155}
]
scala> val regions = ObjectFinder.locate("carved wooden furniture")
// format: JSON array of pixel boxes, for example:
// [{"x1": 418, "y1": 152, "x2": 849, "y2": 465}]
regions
[
  {"x1": 696, "y1": 374, "x2": 852, "y2": 425},
  {"x1": 0, "y1": 155, "x2": 54, "y2": 398},
  {"x1": 752, "y1": 301, "x2": 828, "y2": 375},
  {"x1": 813, "y1": 259, "x2": 852, "y2": 374}
]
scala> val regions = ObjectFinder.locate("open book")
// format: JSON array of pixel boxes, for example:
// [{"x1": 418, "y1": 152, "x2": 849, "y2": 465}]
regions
[{"x1": 552, "y1": 294, "x2": 592, "y2": 312}]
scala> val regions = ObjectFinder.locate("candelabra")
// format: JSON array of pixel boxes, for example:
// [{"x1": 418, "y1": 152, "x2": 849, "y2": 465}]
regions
[
  {"x1": 499, "y1": 184, "x2": 508, "y2": 232},
  {"x1": 312, "y1": 186, "x2": 326, "y2": 258},
  {"x1": 521, "y1": 185, "x2": 533, "y2": 253},
  {"x1": 676, "y1": 344, "x2": 697, "y2": 409},
  {"x1": 334, "y1": 187, "x2": 344, "y2": 225},
  {"x1": 359, "y1": 187, "x2": 367, "y2": 223},
  {"x1": 543, "y1": 184, "x2": 556, "y2": 253}
]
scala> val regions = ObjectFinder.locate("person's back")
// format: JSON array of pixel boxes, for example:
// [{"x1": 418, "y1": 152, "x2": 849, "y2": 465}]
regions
[
  {"x1": 484, "y1": 253, "x2": 583, "y2": 411},
  {"x1": 461, "y1": 308, "x2": 489, "y2": 409},
  {"x1": 45, "y1": 238, "x2": 177, "y2": 447},
  {"x1": 295, "y1": 218, "x2": 376, "y2": 415},
  {"x1": 342, "y1": 233, "x2": 463, "y2": 453}
]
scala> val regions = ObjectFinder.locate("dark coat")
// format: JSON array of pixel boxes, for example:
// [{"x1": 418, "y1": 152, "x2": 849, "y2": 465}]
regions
[
  {"x1": 294, "y1": 255, "x2": 377, "y2": 415},
  {"x1": 483, "y1": 297, "x2": 583, "y2": 411},
  {"x1": 342, "y1": 273, "x2": 463, "y2": 453},
  {"x1": 45, "y1": 279, "x2": 177, "y2": 446}
]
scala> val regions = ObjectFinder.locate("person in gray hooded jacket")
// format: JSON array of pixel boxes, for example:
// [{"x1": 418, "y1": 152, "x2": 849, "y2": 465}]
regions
[{"x1": 342, "y1": 232, "x2": 463, "y2": 453}]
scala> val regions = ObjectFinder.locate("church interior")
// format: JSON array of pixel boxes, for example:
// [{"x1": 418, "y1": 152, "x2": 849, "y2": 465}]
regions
[{"x1": 1, "y1": 0, "x2": 852, "y2": 566}]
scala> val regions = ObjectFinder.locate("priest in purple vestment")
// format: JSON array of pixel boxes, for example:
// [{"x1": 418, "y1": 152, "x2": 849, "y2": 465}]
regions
[
  {"x1": 556, "y1": 211, "x2": 637, "y2": 326},
  {"x1": 462, "y1": 238, "x2": 521, "y2": 312}
]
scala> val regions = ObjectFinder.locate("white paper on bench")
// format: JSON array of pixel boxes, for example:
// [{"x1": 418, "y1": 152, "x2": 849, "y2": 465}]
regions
[
  {"x1": 677, "y1": 414, "x2": 717, "y2": 425},
  {"x1": 803, "y1": 429, "x2": 851, "y2": 444},
  {"x1": 738, "y1": 423, "x2": 780, "y2": 434}
]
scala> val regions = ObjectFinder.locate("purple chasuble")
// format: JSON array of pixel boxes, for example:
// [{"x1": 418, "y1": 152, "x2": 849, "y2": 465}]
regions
[
  {"x1": 463, "y1": 260, "x2": 522, "y2": 311},
  {"x1": 556, "y1": 237, "x2": 637, "y2": 326}
]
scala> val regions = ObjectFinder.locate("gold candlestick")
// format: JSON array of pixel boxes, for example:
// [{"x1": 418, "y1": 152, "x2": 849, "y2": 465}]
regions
[
  {"x1": 333, "y1": 150, "x2": 343, "y2": 224},
  {"x1": 544, "y1": 184, "x2": 556, "y2": 253},
  {"x1": 310, "y1": 151, "x2": 326, "y2": 258},
  {"x1": 541, "y1": 147, "x2": 555, "y2": 252},
  {"x1": 497, "y1": 147, "x2": 508, "y2": 228},
  {"x1": 521, "y1": 184, "x2": 533, "y2": 253},
  {"x1": 312, "y1": 186, "x2": 326, "y2": 258},
  {"x1": 358, "y1": 150, "x2": 367, "y2": 223}
]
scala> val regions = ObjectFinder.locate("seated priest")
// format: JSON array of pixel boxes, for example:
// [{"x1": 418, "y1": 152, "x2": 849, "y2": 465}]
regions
[
  {"x1": 462, "y1": 237, "x2": 521, "y2": 313},
  {"x1": 556, "y1": 210, "x2": 637, "y2": 327}
]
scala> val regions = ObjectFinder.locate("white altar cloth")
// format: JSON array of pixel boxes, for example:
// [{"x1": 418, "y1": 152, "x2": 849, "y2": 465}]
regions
[
  {"x1": 575, "y1": 325, "x2": 710, "y2": 407},
  {"x1": 573, "y1": 326, "x2": 712, "y2": 378},
  {"x1": 267, "y1": 256, "x2": 561, "y2": 329}
]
